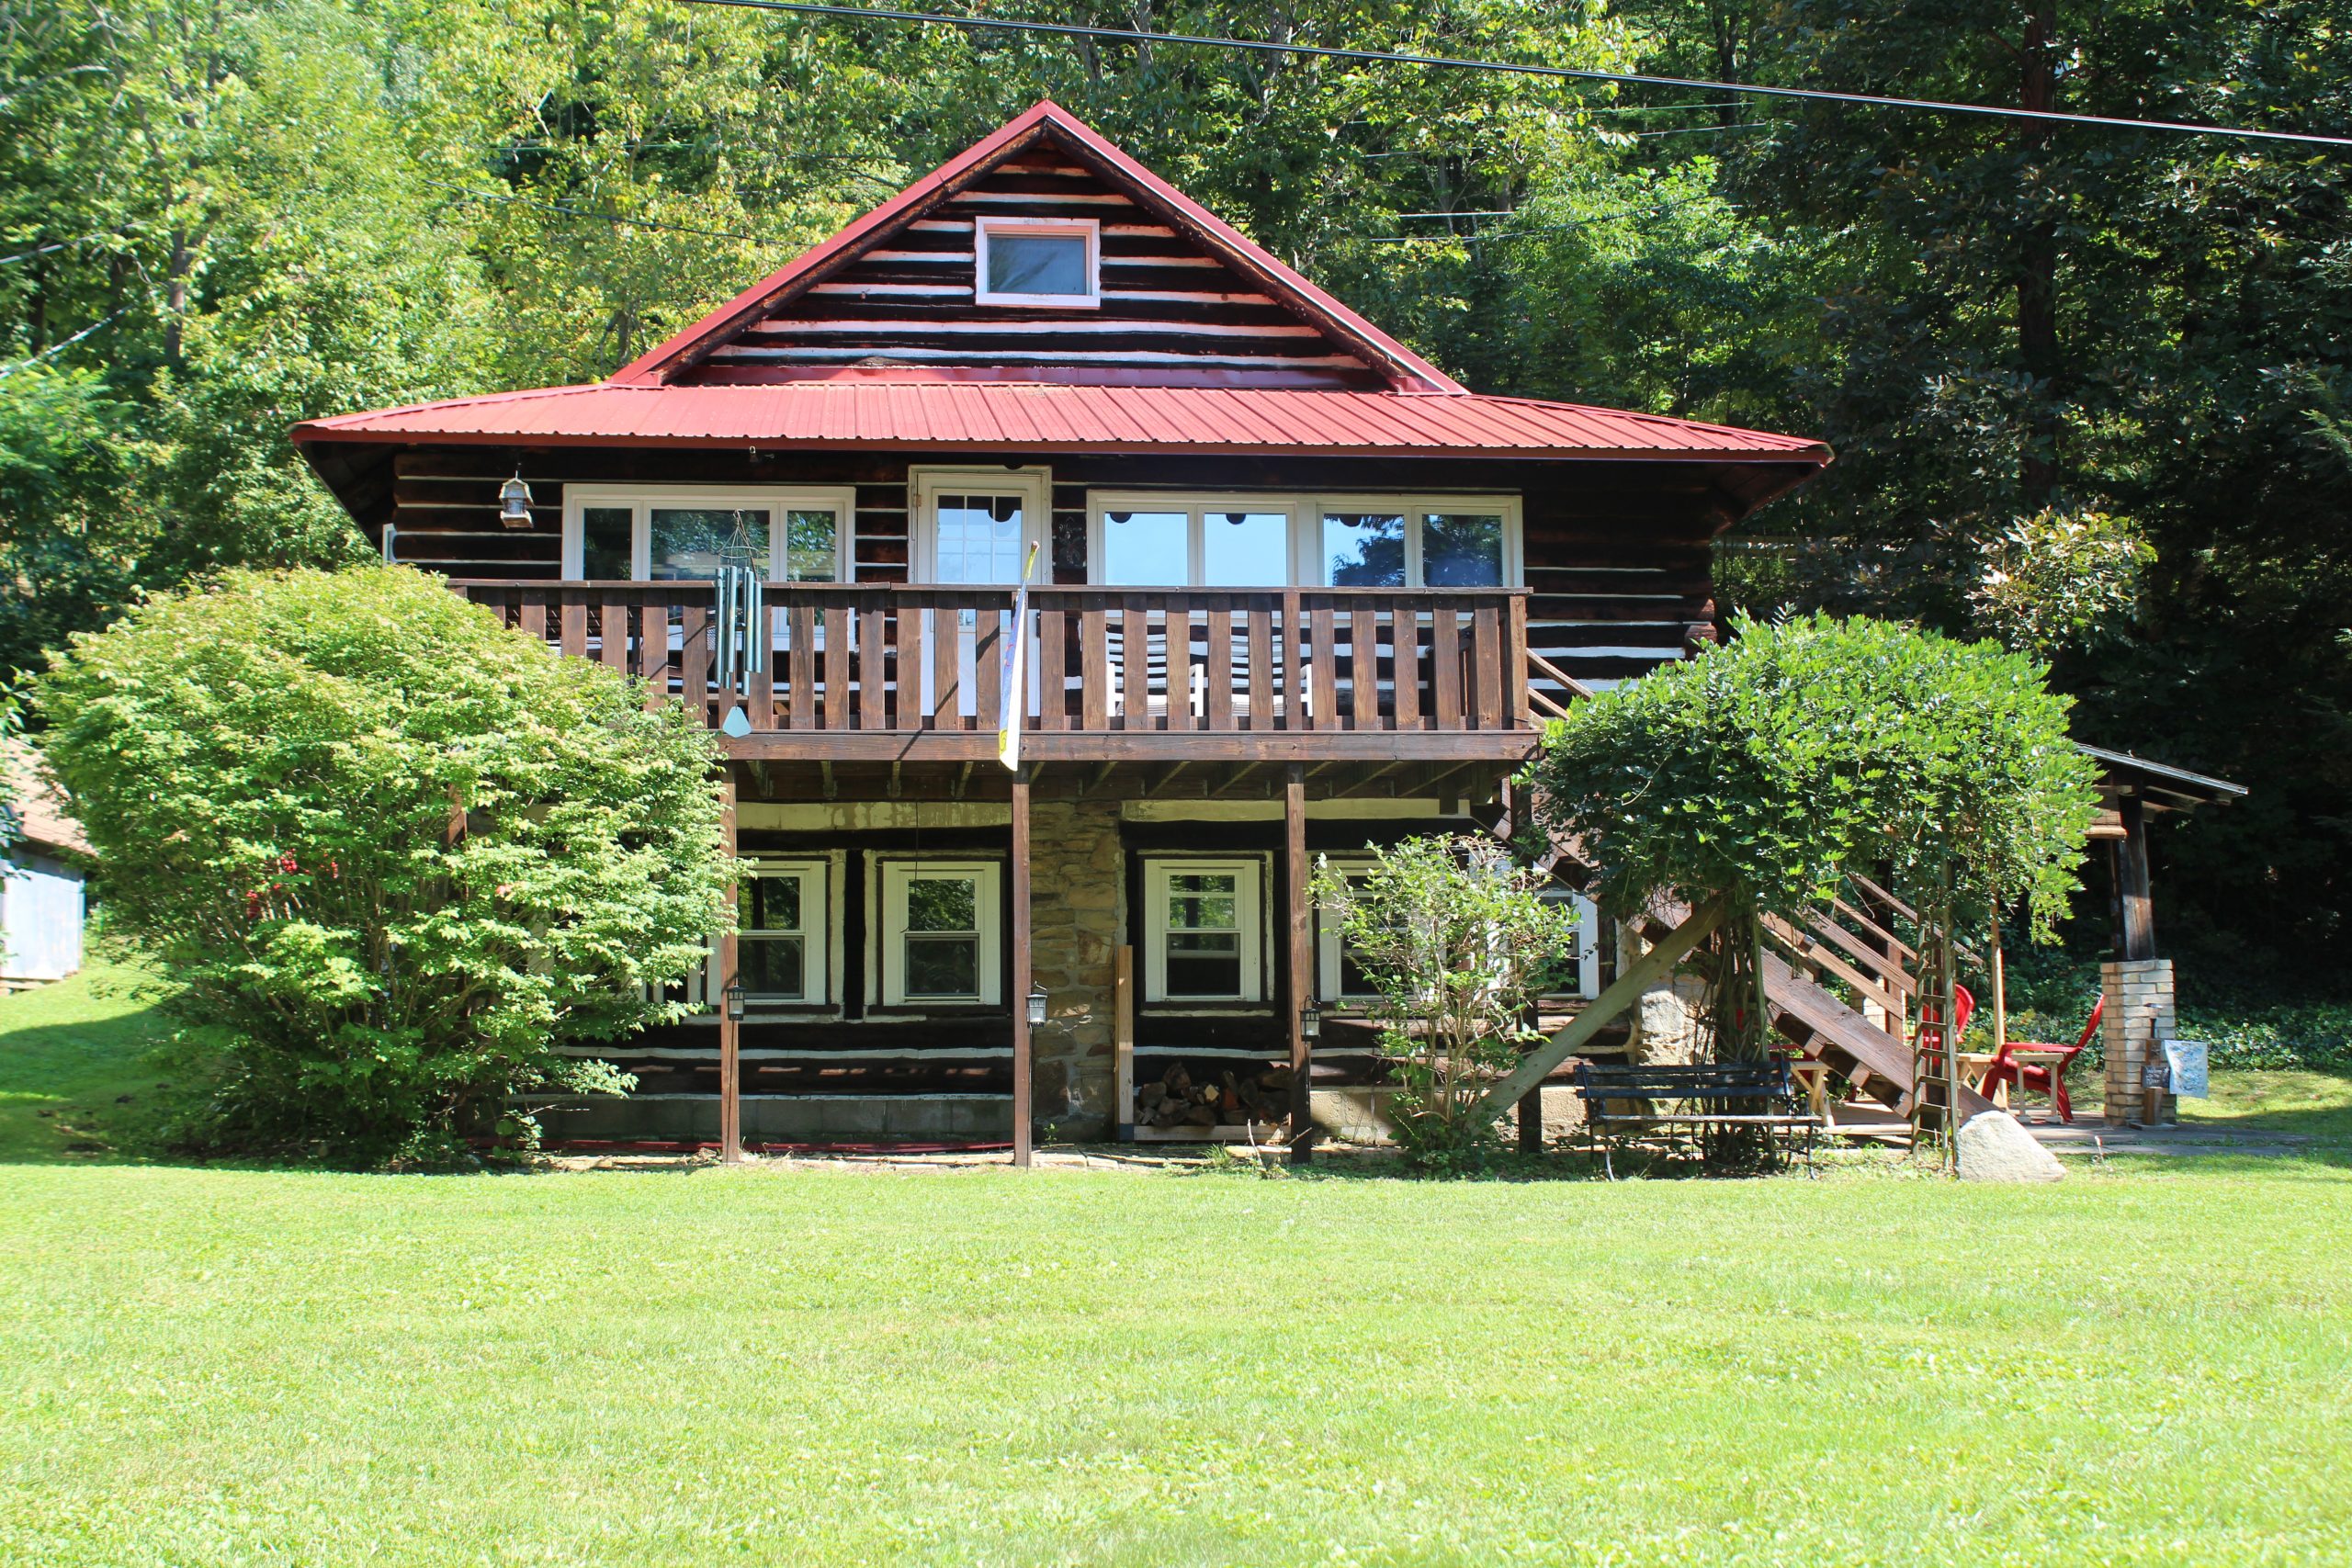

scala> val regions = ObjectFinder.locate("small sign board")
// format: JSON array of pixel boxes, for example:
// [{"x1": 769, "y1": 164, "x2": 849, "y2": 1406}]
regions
[{"x1": 2162, "y1": 1039, "x2": 2210, "y2": 1100}]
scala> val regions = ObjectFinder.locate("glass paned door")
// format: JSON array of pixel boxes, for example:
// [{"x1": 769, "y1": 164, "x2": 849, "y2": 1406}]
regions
[{"x1": 932, "y1": 494, "x2": 1027, "y2": 584}]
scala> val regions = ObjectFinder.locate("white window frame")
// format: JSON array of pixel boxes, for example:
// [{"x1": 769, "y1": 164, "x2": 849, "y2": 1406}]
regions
[
  {"x1": 1080, "y1": 491, "x2": 1523, "y2": 589},
  {"x1": 910, "y1": 466, "x2": 1053, "y2": 583},
  {"x1": 973, "y1": 216, "x2": 1101, "y2": 310},
  {"x1": 1143, "y1": 857, "x2": 1265, "y2": 1004},
  {"x1": 1088, "y1": 492, "x2": 1300, "y2": 588},
  {"x1": 1307, "y1": 494, "x2": 1524, "y2": 590},
  {"x1": 736, "y1": 858, "x2": 833, "y2": 1006},
  {"x1": 875, "y1": 858, "x2": 1004, "y2": 1008},
  {"x1": 560, "y1": 484, "x2": 857, "y2": 582},
  {"x1": 1315, "y1": 856, "x2": 1382, "y2": 1004}
]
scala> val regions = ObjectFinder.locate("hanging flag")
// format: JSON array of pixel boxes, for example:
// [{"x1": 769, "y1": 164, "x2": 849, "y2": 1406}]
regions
[{"x1": 999, "y1": 540, "x2": 1039, "y2": 772}]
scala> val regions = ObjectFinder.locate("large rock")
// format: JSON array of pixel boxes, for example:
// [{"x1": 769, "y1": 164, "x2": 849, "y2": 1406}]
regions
[{"x1": 1956, "y1": 1110, "x2": 2066, "y2": 1183}]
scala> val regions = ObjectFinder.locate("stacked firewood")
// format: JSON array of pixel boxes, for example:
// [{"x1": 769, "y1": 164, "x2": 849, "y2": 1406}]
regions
[{"x1": 1134, "y1": 1063, "x2": 1292, "y2": 1130}]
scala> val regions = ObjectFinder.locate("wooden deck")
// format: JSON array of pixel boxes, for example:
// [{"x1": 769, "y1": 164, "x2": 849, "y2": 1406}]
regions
[{"x1": 455, "y1": 580, "x2": 1544, "y2": 767}]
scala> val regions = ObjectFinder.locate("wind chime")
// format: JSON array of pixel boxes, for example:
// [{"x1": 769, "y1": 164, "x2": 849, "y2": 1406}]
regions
[{"x1": 714, "y1": 513, "x2": 763, "y2": 738}]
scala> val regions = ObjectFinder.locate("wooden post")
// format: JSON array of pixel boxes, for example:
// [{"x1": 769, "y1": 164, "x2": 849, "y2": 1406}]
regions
[
  {"x1": 718, "y1": 768, "x2": 742, "y2": 1164},
  {"x1": 1114, "y1": 945, "x2": 1136, "y2": 1142},
  {"x1": 1011, "y1": 766, "x2": 1033, "y2": 1168},
  {"x1": 2117, "y1": 795, "x2": 2155, "y2": 960},
  {"x1": 1284, "y1": 763, "x2": 1313, "y2": 1162},
  {"x1": 1989, "y1": 906, "x2": 2007, "y2": 1055}
]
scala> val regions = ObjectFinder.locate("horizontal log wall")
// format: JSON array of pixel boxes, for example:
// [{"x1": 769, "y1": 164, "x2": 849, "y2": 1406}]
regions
[{"x1": 694, "y1": 149, "x2": 1381, "y2": 387}]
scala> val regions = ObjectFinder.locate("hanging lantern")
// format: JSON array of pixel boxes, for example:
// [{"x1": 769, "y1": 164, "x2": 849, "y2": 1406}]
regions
[
  {"x1": 1026, "y1": 983, "x2": 1049, "y2": 1029},
  {"x1": 498, "y1": 469, "x2": 534, "y2": 528}
]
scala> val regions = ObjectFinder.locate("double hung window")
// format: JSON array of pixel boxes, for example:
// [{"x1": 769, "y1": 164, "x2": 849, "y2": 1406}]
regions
[
  {"x1": 1143, "y1": 859, "x2": 1263, "y2": 1003},
  {"x1": 878, "y1": 861, "x2": 1003, "y2": 1007},
  {"x1": 739, "y1": 861, "x2": 828, "y2": 1004}
]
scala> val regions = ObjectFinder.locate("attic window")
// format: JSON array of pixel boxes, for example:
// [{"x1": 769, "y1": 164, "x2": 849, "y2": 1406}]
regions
[{"x1": 974, "y1": 217, "x2": 1099, "y2": 309}]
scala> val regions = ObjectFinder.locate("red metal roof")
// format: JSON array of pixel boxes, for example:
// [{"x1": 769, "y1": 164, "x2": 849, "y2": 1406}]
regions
[{"x1": 292, "y1": 382, "x2": 1828, "y2": 462}]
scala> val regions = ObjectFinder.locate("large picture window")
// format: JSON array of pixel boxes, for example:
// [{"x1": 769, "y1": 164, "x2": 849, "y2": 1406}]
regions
[
  {"x1": 1143, "y1": 858, "x2": 1264, "y2": 1003},
  {"x1": 562, "y1": 486, "x2": 854, "y2": 582},
  {"x1": 1092, "y1": 494, "x2": 1295, "y2": 587},
  {"x1": 1317, "y1": 502, "x2": 1515, "y2": 588},
  {"x1": 877, "y1": 860, "x2": 1003, "y2": 1007},
  {"x1": 1084, "y1": 492, "x2": 1520, "y2": 589}
]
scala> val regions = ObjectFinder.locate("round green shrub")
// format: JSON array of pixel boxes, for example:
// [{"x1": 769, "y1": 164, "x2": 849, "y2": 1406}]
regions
[{"x1": 34, "y1": 564, "x2": 731, "y2": 1161}]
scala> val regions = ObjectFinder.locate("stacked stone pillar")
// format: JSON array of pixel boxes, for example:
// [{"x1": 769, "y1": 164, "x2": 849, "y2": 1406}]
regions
[
  {"x1": 2099, "y1": 956, "x2": 2177, "y2": 1127},
  {"x1": 1025, "y1": 799, "x2": 1125, "y2": 1138}
]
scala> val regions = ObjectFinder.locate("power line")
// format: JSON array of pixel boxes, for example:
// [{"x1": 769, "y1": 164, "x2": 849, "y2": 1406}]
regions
[
  {"x1": 0, "y1": 308, "x2": 125, "y2": 379},
  {"x1": 674, "y1": 0, "x2": 2352, "y2": 151}
]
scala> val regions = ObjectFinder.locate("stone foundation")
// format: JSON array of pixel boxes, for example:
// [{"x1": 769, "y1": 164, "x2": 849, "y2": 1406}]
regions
[
  {"x1": 2100, "y1": 957, "x2": 2177, "y2": 1127},
  {"x1": 1025, "y1": 798, "x2": 1125, "y2": 1139}
]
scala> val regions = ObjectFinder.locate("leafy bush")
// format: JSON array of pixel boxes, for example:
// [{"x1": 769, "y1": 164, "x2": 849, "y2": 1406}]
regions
[
  {"x1": 1533, "y1": 612, "x2": 2098, "y2": 941},
  {"x1": 1532, "y1": 612, "x2": 2098, "y2": 1079},
  {"x1": 1312, "y1": 836, "x2": 1579, "y2": 1168},
  {"x1": 34, "y1": 565, "x2": 730, "y2": 1161}
]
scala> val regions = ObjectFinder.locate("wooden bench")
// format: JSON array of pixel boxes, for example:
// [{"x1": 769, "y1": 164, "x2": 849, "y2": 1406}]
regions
[{"x1": 1572, "y1": 1059, "x2": 1822, "y2": 1177}]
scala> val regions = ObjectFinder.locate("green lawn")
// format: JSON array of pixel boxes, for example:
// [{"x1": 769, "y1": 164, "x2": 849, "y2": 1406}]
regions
[
  {"x1": 3, "y1": 971, "x2": 2350, "y2": 1565},
  {"x1": 0, "y1": 962, "x2": 175, "y2": 1163}
]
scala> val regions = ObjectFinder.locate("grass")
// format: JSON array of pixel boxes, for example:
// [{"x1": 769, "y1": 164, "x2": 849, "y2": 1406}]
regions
[
  {"x1": 2182, "y1": 1069, "x2": 2352, "y2": 1145},
  {"x1": 0, "y1": 962, "x2": 175, "y2": 1162},
  {"x1": 2, "y1": 970, "x2": 2349, "y2": 1565}
]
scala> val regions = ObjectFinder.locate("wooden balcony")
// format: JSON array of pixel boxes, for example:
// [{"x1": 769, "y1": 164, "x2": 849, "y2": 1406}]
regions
[{"x1": 453, "y1": 581, "x2": 1546, "y2": 766}]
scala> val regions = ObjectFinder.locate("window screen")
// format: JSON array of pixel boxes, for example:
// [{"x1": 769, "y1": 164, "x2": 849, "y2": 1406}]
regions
[{"x1": 987, "y1": 232, "x2": 1089, "y2": 297}]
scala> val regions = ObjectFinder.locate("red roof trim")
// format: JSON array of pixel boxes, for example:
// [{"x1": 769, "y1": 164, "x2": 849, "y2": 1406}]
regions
[{"x1": 605, "y1": 99, "x2": 1464, "y2": 393}]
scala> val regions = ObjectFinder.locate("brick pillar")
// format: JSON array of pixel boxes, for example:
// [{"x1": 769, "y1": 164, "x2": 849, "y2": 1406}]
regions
[
  {"x1": 1026, "y1": 799, "x2": 1124, "y2": 1137},
  {"x1": 2100, "y1": 957, "x2": 2176, "y2": 1127}
]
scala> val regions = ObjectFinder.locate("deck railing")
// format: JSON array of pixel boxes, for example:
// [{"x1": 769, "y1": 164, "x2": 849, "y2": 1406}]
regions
[{"x1": 452, "y1": 581, "x2": 1533, "y2": 736}]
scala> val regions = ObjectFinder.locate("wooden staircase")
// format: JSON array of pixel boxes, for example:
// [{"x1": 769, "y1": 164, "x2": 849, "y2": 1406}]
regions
[
  {"x1": 1758, "y1": 882, "x2": 1995, "y2": 1134},
  {"x1": 1502, "y1": 660, "x2": 1994, "y2": 1140}
]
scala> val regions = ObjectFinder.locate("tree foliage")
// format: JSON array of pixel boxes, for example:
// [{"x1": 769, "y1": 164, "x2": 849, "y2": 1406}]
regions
[
  {"x1": 32, "y1": 565, "x2": 731, "y2": 1160},
  {"x1": 1533, "y1": 613, "x2": 2099, "y2": 941},
  {"x1": 1311, "y1": 835, "x2": 1578, "y2": 1166}
]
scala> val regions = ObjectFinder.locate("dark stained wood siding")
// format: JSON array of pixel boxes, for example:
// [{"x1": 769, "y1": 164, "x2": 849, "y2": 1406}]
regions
[
  {"x1": 379, "y1": 447, "x2": 1729, "y2": 682},
  {"x1": 690, "y1": 151, "x2": 1382, "y2": 387}
]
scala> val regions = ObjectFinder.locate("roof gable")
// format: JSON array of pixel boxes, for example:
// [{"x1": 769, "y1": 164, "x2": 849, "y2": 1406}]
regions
[{"x1": 610, "y1": 101, "x2": 1463, "y2": 394}]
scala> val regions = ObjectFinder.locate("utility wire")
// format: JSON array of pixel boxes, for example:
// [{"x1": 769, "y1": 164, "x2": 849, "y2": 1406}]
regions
[
  {"x1": 0, "y1": 308, "x2": 125, "y2": 378},
  {"x1": 673, "y1": 0, "x2": 2352, "y2": 151}
]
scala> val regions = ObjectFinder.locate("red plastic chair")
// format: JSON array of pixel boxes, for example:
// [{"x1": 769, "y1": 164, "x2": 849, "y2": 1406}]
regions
[
  {"x1": 1978, "y1": 997, "x2": 2103, "y2": 1123},
  {"x1": 1912, "y1": 984, "x2": 1975, "y2": 1062}
]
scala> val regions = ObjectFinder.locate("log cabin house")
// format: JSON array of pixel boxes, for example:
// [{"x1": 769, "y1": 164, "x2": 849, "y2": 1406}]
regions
[{"x1": 293, "y1": 101, "x2": 1831, "y2": 1158}]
